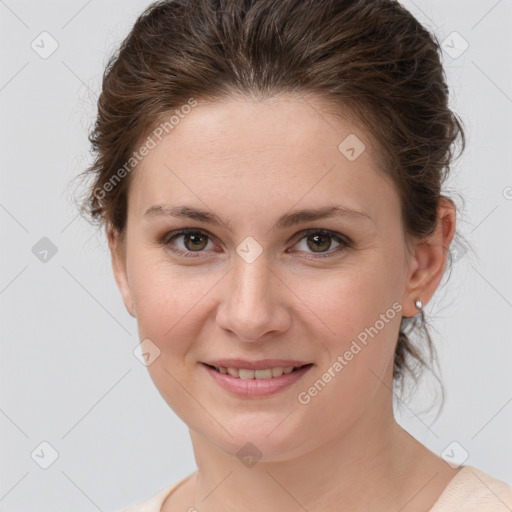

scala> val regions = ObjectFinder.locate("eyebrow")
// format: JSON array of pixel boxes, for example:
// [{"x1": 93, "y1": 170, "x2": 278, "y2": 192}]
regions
[{"x1": 143, "y1": 203, "x2": 372, "y2": 231}]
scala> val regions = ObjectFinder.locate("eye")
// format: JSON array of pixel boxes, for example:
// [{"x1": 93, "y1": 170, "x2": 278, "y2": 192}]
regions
[
  {"x1": 290, "y1": 229, "x2": 351, "y2": 258},
  {"x1": 160, "y1": 228, "x2": 352, "y2": 259},
  {"x1": 162, "y1": 228, "x2": 216, "y2": 257}
]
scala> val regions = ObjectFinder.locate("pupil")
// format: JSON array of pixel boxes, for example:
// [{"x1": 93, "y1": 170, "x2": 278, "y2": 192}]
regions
[
  {"x1": 308, "y1": 233, "x2": 330, "y2": 252},
  {"x1": 186, "y1": 234, "x2": 206, "y2": 251}
]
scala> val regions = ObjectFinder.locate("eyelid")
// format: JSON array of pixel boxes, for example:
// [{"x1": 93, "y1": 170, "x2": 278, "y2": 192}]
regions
[
  {"x1": 287, "y1": 228, "x2": 352, "y2": 258},
  {"x1": 161, "y1": 227, "x2": 352, "y2": 258},
  {"x1": 290, "y1": 228, "x2": 351, "y2": 245},
  {"x1": 161, "y1": 227, "x2": 217, "y2": 257}
]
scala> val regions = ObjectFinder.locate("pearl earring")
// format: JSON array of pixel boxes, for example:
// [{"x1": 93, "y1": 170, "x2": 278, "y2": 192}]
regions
[{"x1": 415, "y1": 299, "x2": 423, "y2": 311}]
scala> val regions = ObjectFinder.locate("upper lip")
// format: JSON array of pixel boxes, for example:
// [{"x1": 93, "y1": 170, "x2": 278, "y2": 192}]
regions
[{"x1": 203, "y1": 359, "x2": 312, "y2": 370}]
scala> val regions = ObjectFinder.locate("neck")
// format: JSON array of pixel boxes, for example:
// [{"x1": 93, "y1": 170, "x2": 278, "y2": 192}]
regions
[{"x1": 187, "y1": 389, "x2": 438, "y2": 511}]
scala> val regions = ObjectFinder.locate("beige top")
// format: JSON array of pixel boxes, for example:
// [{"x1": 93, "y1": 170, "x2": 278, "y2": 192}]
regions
[{"x1": 121, "y1": 466, "x2": 512, "y2": 512}]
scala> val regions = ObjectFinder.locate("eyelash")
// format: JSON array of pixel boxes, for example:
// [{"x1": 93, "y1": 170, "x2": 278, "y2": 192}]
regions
[{"x1": 160, "y1": 228, "x2": 352, "y2": 259}]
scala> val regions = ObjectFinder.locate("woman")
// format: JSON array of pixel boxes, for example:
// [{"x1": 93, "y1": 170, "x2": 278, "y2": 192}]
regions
[{"x1": 77, "y1": 0, "x2": 512, "y2": 510}]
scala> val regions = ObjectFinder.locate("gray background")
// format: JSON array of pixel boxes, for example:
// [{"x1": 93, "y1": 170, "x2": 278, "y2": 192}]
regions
[{"x1": 0, "y1": 0, "x2": 511, "y2": 510}]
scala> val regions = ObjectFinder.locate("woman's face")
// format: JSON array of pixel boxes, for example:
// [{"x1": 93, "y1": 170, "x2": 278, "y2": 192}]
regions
[{"x1": 110, "y1": 94, "x2": 423, "y2": 460}]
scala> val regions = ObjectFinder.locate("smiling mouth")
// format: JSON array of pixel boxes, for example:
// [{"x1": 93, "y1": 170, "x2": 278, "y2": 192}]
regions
[{"x1": 203, "y1": 363, "x2": 313, "y2": 380}]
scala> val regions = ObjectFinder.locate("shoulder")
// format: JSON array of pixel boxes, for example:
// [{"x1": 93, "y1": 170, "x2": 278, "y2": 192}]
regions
[
  {"x1": 119, "y1": 479, "x2": 184, "y2": 512},
  {"x1": 429, "y1": 465, "x2": 512, "y2": 511}
]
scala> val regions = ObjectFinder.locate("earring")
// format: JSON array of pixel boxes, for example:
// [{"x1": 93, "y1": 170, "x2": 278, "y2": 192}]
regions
[{"x1": 415, "y1": 299, "x2": 423, "y2": 311}]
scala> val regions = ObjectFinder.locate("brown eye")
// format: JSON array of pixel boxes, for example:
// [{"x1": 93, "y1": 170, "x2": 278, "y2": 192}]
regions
[
  {"x1": 306, "y1": 233, "x2": 333, "y2": 252},
  {"x1": 183, "y1": 232, "x2": 208, "y2": 251},
  {"x1": 162, "y1": 228, "x2": 351, "y2": 260},
  {"x1": 292, "y1": 229, "x2": 351, "y2": 258},
  {"x1": 163, "y1": 228, "x2": 215, "y2": 257}
]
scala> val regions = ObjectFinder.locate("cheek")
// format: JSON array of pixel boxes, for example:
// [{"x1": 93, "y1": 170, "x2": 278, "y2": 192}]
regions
[
  {"x1": 124, "y1": 242, "x2": 405, "y2": 454},
  {"x1": 128, "y1": 252, "x2": 218, "y2": 353},
  {"x1": 129, "y1": 237, "x2": 405, "y2": 356},
  {"x1": 292, "y1": 259, "x2": 403, "y2": 348},
  {"x1": 289, "y1": 268, "x2": 403, "y2": 441},
  {"x1": 127, "y1": 256, "x2": 218, "y2": 425}
]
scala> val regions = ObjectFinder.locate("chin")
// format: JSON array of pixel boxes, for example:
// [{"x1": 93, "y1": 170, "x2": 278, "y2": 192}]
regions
[{"x1": 192, "y1": 412, "x2": 317, "y2": 463}]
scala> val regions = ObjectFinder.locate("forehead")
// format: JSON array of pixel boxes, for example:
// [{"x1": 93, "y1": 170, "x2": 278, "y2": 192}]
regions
[{"x1": 126, "y1": 94, "x2": 398, "y2": 224}]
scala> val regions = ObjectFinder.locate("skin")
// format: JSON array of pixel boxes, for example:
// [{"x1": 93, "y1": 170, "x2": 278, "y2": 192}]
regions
[{"x1": 108, "y1": 93, "x2": 460, "y2": 511}]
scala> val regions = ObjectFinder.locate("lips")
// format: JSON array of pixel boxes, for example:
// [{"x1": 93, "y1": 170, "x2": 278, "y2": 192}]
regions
[
  {"x1": 203, "y1": 359, "x2": 311, "y2": 370},
  {"x1": 201, "y1": 359, "x2": 314, "y2": 397}
]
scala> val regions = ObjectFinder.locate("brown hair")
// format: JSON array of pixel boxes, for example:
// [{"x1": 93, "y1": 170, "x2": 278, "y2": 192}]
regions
[{"x1": 75, "y1": 0, "x2": 466, "y2": 398}]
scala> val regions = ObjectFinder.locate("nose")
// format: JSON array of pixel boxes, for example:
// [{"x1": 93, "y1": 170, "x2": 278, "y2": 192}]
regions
[{"x1": 215, "y1": 254, "x2": 292, "y2": 342}]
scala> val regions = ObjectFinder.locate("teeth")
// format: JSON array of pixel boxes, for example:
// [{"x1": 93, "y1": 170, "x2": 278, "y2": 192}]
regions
[
  {"x1": 227, "y1": 367, "x2": 238, "y2": 377},
  {"x1": 272, "y1": 367, "x2": 284, "y2": 377},
  {"x1": 254, "y1": 369, "x2": 272, "y2": 379},
  {"x1": 214, "y1": 365, "x2": 303, "y2": 379},
  {"x1": 239, "y1": 368, "x2": 255, "y2": 379}
]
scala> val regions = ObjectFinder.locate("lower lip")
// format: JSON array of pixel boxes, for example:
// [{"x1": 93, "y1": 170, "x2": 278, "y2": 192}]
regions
[{"x1": 202, "y1": 363, "x2": 313, "y2": 398}]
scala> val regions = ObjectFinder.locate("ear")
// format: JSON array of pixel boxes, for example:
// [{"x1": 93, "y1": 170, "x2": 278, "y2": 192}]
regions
[
  {"x1": 401, "y1": 197, "x2": 456, "y2": 317},
  {"x1": 107, "y1": 225, "x2": 136, "y2": 318}
]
